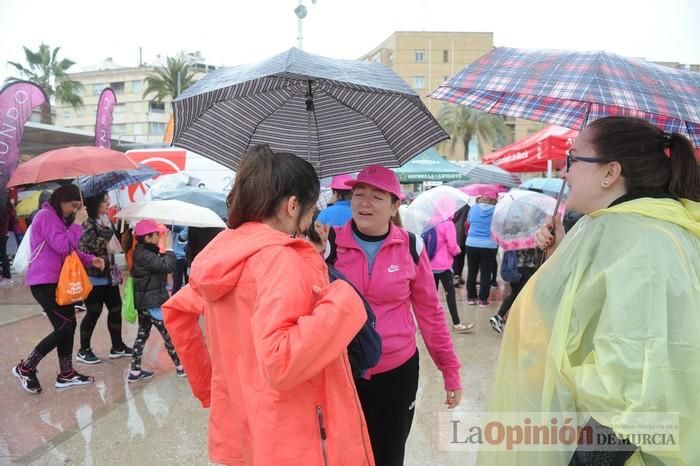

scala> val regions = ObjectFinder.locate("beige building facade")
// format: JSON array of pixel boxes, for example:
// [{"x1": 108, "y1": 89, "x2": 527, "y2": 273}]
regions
[
  {"x1": 359, "y1": 31, "x2": 544, "y2": 161},
  {"x1": 54, "y1": 54, "x2": 213, "y2": 144}
]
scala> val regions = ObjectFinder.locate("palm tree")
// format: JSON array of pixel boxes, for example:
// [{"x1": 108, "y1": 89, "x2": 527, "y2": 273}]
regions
[
  {"x1": 6, "y1": 44, "x2": 84, "y2": 124},
  {"x1": 142, "y1": 57, "x2": 197, "y2": 102},
  {"x1": 437, "y1": 105, "x2": 510, "y2": 160}
]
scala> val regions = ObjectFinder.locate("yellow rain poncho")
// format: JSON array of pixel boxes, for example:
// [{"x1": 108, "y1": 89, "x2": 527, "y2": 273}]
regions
[{"x1": 477, "y1": 198, "x2": 700, "y2": 466}]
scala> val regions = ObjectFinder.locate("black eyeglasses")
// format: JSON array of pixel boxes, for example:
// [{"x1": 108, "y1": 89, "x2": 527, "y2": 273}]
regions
[{"x1": 566, "y1": 148, "x2": 606, "y2": 172}]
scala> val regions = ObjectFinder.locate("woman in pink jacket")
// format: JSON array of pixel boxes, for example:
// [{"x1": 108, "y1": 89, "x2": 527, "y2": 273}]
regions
[
  {"x1": 325, "y1": 165, "x2": 462, "y2": 466},
  {"x1": 429, "y1": 216, "x2": 475, "y2": 333}
]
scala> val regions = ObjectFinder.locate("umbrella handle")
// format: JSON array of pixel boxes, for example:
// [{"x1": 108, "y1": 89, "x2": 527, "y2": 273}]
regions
[{"x1": 540, "y1": 180, "x2": 568, "y2": 265}]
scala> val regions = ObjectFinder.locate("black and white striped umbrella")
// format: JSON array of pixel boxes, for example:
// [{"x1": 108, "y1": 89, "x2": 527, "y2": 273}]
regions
[{"x1": 172, "y1": 48, "x2": 448, "y2": 178}]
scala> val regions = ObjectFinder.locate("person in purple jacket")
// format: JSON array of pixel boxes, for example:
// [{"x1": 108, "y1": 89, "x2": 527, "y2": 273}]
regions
[{"x1": 12, "y1": 185, "x2": 105, "y2": 394}]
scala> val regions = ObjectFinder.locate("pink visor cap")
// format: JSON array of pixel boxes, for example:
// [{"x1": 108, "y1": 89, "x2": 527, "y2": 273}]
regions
[
  {"x1": 346, "y1": 165, "x2": 405, "y2": 200},
  {"x1": 134, "y1": 219, "x2": 165, "y2": 236},
  {"x1": 330, "y1": 174, "x2": 354, "y2": 190}
]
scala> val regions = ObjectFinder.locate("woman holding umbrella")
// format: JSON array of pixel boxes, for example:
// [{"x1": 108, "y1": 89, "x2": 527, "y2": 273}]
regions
[
  {"x1": 482, "y1": 116, "x2": 700, "y2": 465},
  {"x1": 12, "y1": 185, "x2": 105, "y2": 394}
]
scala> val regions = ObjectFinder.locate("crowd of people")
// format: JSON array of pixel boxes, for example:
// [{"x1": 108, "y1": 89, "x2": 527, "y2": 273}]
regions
[{"x1": 4, "y1": 115, "x2": 700, "y2": 465}]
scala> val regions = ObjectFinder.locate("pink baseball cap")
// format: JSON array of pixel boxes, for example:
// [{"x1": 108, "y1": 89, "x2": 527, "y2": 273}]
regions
[
  {"x1": 134, "y1": 219, "x2": 165, "y2": 236},
  {"x1": 330, "y1": 174, "x2": 354, "y2": 190},
  {"x1": 346, "y1": 165, "x2": 405, "y2": 200}
]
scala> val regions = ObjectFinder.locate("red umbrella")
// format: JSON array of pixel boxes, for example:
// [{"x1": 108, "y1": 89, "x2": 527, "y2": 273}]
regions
[{"x1": 8, "y1": 146, "x2": 139, "y2": 187}]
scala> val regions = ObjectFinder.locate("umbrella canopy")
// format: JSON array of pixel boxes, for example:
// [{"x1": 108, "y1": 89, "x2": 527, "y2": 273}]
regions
[
  {"x1": 491, "y1": 190, "x2": 560, "y2": 251},
  {"x1": 152, "y1": 187, "x2": 228, "y2": 219},
  {"x1": 393, "y1": 148, "x2": 464, "y2": 183},
  {"x1": 78, "y1": 164, "x2": 159, "y2": 198},
  {"x1": 482, "y1": 125, "x2": 577, "y2": 172},
  {"x1": 115, "y1": 200, "x2": 226, "y2": 229},
  {"x1": 8, "y1": 146, "x2": 139, "y2": 187},
  {"x1": 402, "y1": 186, "x2": 470, "y2": 234},
  {"x1": 459, "y1": 183, "x2": 508, "y2": 197},
  {"x1": 458, "y1": 162, "x2": 521, "y2": 187},
  {"x1": 172, "y1": 47, "x2": 448, "y2": 177},
  {"x1": 519, "y1": 177, "x2": 570, "y2": 198},
  {"x1": 430, "y1": 47, "x2": 700, "y2": 147}
]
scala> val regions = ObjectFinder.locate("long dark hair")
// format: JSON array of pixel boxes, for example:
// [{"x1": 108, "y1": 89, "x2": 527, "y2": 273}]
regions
[
  {"x1": 227, "y1": 144, "x2": 320, "y2": 232},
  {"x1": 587, "y1": 117, "x2": 700, "y2": 201},
  {"x1": 84, "y1": 191, "x2": 108, "y2": 220},
  {"x1": 48, "y1": 185, "x2": 82, "y2": 221}
]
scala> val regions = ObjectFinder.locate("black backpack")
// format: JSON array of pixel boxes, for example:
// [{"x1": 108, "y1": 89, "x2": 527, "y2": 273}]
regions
[
  {"x1": 326, "y1": 227, "x2": 421, "y2": 267},
  {"x1": 327, "y1": 265, "x2": 382, "y2": 378}
]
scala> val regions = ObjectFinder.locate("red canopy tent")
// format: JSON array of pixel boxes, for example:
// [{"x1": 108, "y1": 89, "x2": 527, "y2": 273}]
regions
[{"x1": 483, "y1": 125, "x2": 577, "y2": 173}]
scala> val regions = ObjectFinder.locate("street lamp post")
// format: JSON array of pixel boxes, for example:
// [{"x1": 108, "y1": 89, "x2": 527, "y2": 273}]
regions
[{"x1": 294, "y1": 0, "x2": 317, "y2": 50}]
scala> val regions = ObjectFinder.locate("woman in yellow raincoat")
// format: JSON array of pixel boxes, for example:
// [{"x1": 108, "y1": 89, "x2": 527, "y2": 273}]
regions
[{"x1": 477, "y1": 116, "x2": 700, "y2": 466}]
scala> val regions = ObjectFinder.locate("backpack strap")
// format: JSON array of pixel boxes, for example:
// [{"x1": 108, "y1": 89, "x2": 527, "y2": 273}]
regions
[{"x1": 407, "y1": 232, "x2": 422, "y2": 265}]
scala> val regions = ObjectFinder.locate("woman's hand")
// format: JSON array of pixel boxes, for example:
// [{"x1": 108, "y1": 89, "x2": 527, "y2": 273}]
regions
[
  {"x1": 91, "y1": 257, "x2": 105, "y2": 270},
  {"x1": 536, "y1": 215, "x2": 565, "y2": 256},
  {"x1": 74, "y1": 207, "x2": 88, "y2": 225},
  {"x1": 445, "y1": 389, "x2": 462, "y2": 409}
]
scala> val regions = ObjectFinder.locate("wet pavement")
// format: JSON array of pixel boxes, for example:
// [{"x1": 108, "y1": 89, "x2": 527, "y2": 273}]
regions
[{"x1": 1, "y1": 276, "x2": 505, "y2": 466}]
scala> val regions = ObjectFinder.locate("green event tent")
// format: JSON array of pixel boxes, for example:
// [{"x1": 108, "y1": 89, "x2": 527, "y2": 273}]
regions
[{"x1": 393, "y1": 148, "x2": 465, "y2": 183}]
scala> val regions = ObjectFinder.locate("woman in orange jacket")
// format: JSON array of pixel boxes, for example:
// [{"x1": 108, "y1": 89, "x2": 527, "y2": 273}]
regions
[{"x1": 162, "y1": 144, "x2": 374, "y2": 466}]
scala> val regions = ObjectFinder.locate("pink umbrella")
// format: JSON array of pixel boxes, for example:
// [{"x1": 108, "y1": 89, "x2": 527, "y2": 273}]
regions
[
  {"x1": 459, "y1": 183, "x2": 508, "y2": 197},
  {"x1": 8, "y1": 146, "x2": 139, "y2": 187}
]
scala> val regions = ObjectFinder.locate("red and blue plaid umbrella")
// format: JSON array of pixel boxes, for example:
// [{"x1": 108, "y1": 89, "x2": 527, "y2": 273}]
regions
[{"x1": 430, "y1": 47, "x2": 700, "y2": 147}]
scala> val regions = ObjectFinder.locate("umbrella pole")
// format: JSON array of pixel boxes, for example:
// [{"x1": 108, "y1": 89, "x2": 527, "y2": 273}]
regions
[{"x1": 305, "y1": 80, "x2": 314, "y2": 165}]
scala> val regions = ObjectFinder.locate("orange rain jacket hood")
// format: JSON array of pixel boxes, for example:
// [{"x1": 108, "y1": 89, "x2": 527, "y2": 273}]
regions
[{"x1": 163, "y1": 222, "x2": 374, "y2": 466}]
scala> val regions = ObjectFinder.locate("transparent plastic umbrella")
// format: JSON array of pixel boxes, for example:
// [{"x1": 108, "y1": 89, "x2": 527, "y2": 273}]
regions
[
  {"x1": 402, "y1": 186, "x2": 471, "y2": 234},
  {"x1": 490, "y1": 189, "x2": 560, "y2": 251}
]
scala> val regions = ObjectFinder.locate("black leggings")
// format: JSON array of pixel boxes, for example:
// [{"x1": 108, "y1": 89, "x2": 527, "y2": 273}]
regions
[
  {"x1": 355, "y1": 351, "x2": 419, "y2": 466},
  {"x1": 497, "y1": 267, "x2": 536, "y2": 318},
  {"x1": 466, "y1": 246, "x2": 498, "y2": 301},
  {"x1": 452, "y1": 248, "x2": 466, "y2": 279},
  {"x1": 434, "y1": 270, "x2": 460, "y2": 325},
  {"x1": 130, "y1": 308, "x2": 180, "y2": 371},
  {"x1": 24, "y1": 284, "x2": 76, "y2": 372},
  {"x1": 80, "y1": 284, "x2": 125, "y2": 351},
  {"x1": 172, "y1": 258, "x2": 188, "y2": 294}
]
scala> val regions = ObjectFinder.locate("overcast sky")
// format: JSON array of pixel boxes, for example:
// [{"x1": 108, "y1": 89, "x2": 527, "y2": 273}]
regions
[{"x1": 1, "y1": 0, "x2": 698, "y2": 82}]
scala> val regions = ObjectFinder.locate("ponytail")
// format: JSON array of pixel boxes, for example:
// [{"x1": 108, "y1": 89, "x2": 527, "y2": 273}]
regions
[{"x1": 668, "y1": 133, "x2": 700, "y2": 201}]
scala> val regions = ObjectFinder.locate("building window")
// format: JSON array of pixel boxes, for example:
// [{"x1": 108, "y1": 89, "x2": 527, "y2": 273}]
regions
[
  {"x1": 149, "y1": 101, "x2": 165, "y2": 113},
  {"x1": 132, "y1": 123, "x2": 143, "y2": 135},
  {"x1": 443, "y1": 50, "x2": 449, "y2": 63},
  {"x1": 132, "y1": 80, "x2": 142, "y2": 93},
  {"x1": 149, "y1": 122, "x2": 166, "y2": 133},
  {"x1": 92, "y1": 84, "x2": 103, "y2": 96},
  {"x1": 112, "y1": 124, "x2": 127, "y2": 134},
  {"x1": 414, "y1": 50, "x2": 425, "y2": 63},
  {"x1": 110, "y1": 81, "x2": 125, "y2": 92},
  {"x1": 62, "y1": 110, "x2": 70, "y2": 119},
  {"x1": 114, "y1": 103, "x2": 125, "y2": 114},
  {"x1": 414, "y1": 76, "x2": 426, "y2": 89}
]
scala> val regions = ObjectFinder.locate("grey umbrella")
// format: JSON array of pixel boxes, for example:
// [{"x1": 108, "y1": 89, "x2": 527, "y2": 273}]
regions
[
  {"x1": 152, "y1": 187, "x2": 228, "y2": 219},
  {"x1": 172, "y1": 47, "x2": 448, "y2": 177}
]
